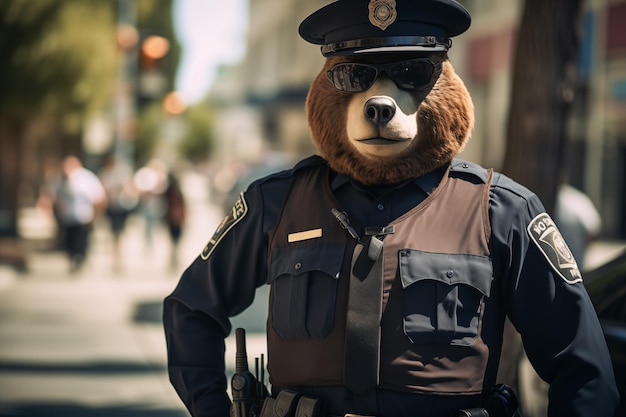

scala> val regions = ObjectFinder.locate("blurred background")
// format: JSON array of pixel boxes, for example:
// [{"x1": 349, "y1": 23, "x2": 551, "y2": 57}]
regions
[{"x1": 0, "y1": 0, "x2": 625, "y2": 416}]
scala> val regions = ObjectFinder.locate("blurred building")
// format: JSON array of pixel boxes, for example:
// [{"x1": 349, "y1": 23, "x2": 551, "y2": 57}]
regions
[
  {"x1": 209, "y1": 0, "x2": 626, "y2": 239},
  {"x1": 209, "y1": 0, "x2": 326, "y2": 166}
]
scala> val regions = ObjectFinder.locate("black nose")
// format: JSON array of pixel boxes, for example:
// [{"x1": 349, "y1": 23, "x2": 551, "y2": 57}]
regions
[{"x1": 364, "y1": 97, "x2": 396, "y2": 126}]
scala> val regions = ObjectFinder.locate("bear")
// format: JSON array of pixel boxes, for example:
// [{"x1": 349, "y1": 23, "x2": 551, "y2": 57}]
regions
[
  {"x1": 306, "y1": 53, "x2": 473, "y2": 185},
  {"x1": 163, "y1": 1, "x2": 619, "y2": 416}
]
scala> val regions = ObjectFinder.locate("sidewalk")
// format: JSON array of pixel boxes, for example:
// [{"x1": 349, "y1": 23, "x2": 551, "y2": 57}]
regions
[{"x1": 0, "y1": 179, "x2": 267, "y2": 417}]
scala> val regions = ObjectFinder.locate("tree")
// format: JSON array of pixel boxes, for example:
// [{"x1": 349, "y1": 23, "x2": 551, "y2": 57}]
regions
[
  {"x1": 502, "y1": 0, "x2": 584, "y2": 213},
  {"x1": 178, "y1": 104, "x2": 216, "y2": 163},
  {"x1": 0, "y1": 0, "x2": 179, "y2": 238},
  {"x1": 0, "y1": 0, "x2": 118, "y2": 237},
  {"x1": 498, "y1": 2, "x2": 584, "y2": 415}
]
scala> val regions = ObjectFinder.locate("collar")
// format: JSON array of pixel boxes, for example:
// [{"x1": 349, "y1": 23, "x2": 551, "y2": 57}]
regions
[{"x1": 330, "y1": 164, "x2": 448, "y2": 196}]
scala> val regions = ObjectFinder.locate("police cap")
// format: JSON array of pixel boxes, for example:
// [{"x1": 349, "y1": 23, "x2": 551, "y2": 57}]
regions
[{"x1": 299, "y1": 0, "x2": 471, "y2": 56}]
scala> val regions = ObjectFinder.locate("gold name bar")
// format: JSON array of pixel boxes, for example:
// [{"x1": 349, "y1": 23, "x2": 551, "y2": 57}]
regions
[{"x1": 288, "y1": 228, "x2": 323, "y2": 243}]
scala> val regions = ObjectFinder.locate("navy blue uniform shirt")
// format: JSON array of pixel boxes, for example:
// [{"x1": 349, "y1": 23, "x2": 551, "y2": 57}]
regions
[{"x1": 163, "y1": 156, "x2": 618, "y2": 417}]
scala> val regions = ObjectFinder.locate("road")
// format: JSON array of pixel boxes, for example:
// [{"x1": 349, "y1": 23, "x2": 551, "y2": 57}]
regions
[{"x1": 0, "y1": 174, "x2": 269, "y2": 417}]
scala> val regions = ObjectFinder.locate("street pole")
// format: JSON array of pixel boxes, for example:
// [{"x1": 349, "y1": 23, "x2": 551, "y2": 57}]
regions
[{"x1": 115, "y1": 0, "x2": 138, "y2": 168}]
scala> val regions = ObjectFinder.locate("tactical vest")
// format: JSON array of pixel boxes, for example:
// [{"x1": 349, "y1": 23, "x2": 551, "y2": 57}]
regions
[{"x1": 267, "y1": 162, "x2": 496, "y2": 395}]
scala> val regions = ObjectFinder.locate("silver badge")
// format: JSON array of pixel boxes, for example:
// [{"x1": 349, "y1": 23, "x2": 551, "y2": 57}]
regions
[
  {"x1": 527, "y1": 213, "x2": 582, "y2": 284},
  {"x1": 368, "y1": 0, "x2": 397, "y2": 31}
]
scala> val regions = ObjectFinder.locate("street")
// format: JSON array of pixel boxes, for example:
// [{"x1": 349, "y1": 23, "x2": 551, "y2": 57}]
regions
[{"x1": 0, "y1": 175, "x2": 269, "y2": 417}]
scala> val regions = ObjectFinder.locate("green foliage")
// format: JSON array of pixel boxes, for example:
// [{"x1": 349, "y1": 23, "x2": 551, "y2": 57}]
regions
[
  {"x1": 134, "y1": 101, "x2": 163, "y2": 162},
  {"x1": 0, "y1": 0, "x2": 117, "y2": 118},
  {"x1": 134, "y1": 102, "x2": 216, "y2": 164},
  {"x1": 0, "y1": 0, "x2": 179, "y2": 132},
  {"x1": 178, "y1": 104, "x2": 215, "y2": 162}
]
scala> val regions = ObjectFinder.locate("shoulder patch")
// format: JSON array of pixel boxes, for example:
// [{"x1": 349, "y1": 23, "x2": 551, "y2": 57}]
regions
[
  {"x1": 527, "y1": 213, "x2": 582, "y2": 284},
  {"x1": 200, "y1": 192, "x2": 248, "y2": 260}
]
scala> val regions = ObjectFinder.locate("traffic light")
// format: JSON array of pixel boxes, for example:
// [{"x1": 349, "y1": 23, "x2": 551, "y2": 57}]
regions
[{"x1": 137, "y1": 33, "x2": 170, "y2": 107}]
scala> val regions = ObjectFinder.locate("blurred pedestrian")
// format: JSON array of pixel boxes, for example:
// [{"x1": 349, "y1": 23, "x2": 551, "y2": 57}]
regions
[
  {"x1": 164, "y1": 171, "x2": 186, "y2": 269},
  {"x1": 38, "y1": 155, "x2": 107, "y2": 272},
  {"x1": 99, "y1": 155, "x2": 138, "y2": 272},
  {"x1": 133, "y1": 159, "x2": 169, "y2": 252},
  {"x1": 554, "y1": 183, "x2": 602, "y2": 270},
  {"x1": 38, "y1": 157, "x2": 64, "y2": 248}
]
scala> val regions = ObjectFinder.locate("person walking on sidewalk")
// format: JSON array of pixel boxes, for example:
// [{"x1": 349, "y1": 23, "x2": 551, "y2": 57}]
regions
[
  {"x1": 163, "y1": 171, "x2": 186, "y2": 270},
  {"x1": 39, "y1": 155, "x2": 107, "y2": 272},
  {"x1": 99, "y1": 155, "x2": 138, "y2": 272}
]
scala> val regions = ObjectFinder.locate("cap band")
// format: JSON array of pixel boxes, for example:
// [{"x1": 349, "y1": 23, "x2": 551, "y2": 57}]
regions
[{"x1": 321, "y1": 36, "x2": 451, "y2": 56}]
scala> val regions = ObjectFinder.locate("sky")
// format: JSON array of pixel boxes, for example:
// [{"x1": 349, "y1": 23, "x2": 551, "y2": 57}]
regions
[{"x1": 173, "y1": 0, "x2": 248, "y2": 104}]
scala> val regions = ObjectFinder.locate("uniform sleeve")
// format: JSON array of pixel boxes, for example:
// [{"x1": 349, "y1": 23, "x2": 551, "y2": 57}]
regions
[
  {"x1": 163, "y1": 177, "x2": 286, "y2": 417},
  {"x1": 490, "y1": 175, "x2": 619, "y2": 417}
]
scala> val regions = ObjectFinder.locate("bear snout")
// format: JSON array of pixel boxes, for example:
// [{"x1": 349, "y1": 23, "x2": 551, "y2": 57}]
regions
[{"x1": 364, "y1": 96, "x2": 396, "y2": 126}]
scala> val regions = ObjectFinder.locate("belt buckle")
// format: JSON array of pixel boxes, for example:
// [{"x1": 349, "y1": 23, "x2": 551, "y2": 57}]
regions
[{"x1": 344, "y1": 414, "x2": 376, "y2": 417}]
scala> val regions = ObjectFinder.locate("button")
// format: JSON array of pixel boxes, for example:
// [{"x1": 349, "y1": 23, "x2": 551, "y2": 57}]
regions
[
  {"x1": 462, "y1": 163, "x2": 469, "y2": 168},
  {"x1": 377, "y1": 203, "x2": 384, "y2": 211},
  {"x1": 446, "y1": 270, "x2": 455, "y2": 278},
  {"x1": 295, "y1": 262, "x2": 302, "y2": 270}
]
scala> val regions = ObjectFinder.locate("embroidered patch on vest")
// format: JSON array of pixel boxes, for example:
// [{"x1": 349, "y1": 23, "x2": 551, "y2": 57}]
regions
[
  {"x1": 200, "y1": 192, "x2": 248, "y2": 260},
  {"x1": 527, "y1": 213, "x2": 582, "y2": 284}
]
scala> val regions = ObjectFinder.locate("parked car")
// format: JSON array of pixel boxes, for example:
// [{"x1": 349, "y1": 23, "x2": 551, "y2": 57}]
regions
[
  {"x1": 509, "y1": 249, "x2": 626, "y2": 417},
  {"x1": 580, "y1": 249, "x2": 626, "y2": 416}
]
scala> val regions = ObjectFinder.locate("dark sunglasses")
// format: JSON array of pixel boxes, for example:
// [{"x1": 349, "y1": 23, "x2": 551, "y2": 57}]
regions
[{"x1": 326, "y1": 58, "x2": 442, "y2": 93}]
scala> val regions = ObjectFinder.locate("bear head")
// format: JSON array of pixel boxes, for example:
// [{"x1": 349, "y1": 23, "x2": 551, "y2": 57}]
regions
[{"x1": 300, "y1": 0, "x2": 474, "y2": 185}]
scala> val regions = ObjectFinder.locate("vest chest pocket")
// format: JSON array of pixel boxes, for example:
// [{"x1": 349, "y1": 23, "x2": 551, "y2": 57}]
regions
[
  {"x1": 398, "y1": 250, "x2": 493, "y2": 346},
  {"x1": 269, "y1": 245, "x2": 344, "y2": 339}
]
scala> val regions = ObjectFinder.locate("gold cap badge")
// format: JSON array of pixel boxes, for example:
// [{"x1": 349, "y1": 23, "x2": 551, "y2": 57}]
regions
[{"x1": 368, "y1": 0, "x2": 397, "y2": 31}]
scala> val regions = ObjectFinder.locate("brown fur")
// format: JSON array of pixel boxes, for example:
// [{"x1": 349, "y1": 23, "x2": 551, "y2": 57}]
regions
[{"x1": 305, "y1": 55, "x2": 474, "y2": 185}]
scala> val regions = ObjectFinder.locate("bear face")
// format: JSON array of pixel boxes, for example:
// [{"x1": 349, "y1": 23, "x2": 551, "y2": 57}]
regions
[{"x1": 305, "y1": 53, "x2": 474, "y2": 185}]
